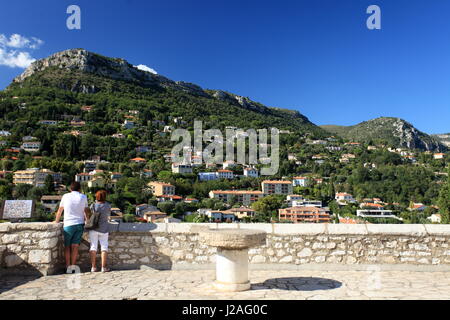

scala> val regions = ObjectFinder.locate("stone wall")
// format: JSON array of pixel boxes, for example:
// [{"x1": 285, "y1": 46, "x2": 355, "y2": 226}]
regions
[
  {"x1": 0, "y1": 223, "x2": 62, "y2": 275},
  {"x1": 1, "y1": 222, "x2": 450, "y2": 275}
]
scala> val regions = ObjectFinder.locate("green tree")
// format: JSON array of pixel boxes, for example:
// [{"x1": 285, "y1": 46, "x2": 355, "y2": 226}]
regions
[
  {"x1": 437, "y1": 171, "x2": 450, "y2": 224},
  {"x1": 44, "y1": 174, "x2": 55, "y2": 194}
]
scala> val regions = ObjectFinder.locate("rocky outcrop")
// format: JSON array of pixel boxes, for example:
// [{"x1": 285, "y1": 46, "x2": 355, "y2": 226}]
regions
[
  {"x1": 212, "y1": 90, "x2": 267, "y2": 113},
  {"x1": 323, "y1": 117, "x2": 446, "y2": 152},
  {"x1": 13, "y1": 48, "x2": 209, "y2": 97}
]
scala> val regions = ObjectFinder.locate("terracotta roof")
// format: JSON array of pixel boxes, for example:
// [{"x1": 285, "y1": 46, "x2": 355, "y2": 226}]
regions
[
  {"x1": 361, "y1": 203, "x2": 384, "y2": 208},
  {"x1": 262, "y1": 180, "x2": 292, "y2": 184},
  {"x1": 211, "y1": 190, "x2": 263, "y2": 195},
  {"x1": 226, "y1": 207, "x2": 255, "y2": 213}
]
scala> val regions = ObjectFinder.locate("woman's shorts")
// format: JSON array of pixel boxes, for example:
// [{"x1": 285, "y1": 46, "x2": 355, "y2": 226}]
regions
[{"x1": 88, "y1": 230, "x2": 109, "y2": 252}]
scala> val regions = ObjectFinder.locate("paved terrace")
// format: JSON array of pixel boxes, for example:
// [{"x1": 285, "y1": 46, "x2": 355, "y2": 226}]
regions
[
  {"x1": 1, "y1": 266, "x2": 450, "y2": 300},
  {"x1": 1, "y1": 223, "x2": 450, "y2": 299}
]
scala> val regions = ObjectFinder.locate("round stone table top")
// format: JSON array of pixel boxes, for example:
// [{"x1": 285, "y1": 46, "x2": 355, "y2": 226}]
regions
[{"x1": 199, "y1": 229, "x2": 267, "y2": 249}]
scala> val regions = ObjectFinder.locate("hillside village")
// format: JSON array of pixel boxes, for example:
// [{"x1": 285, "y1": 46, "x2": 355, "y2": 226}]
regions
[
  {"x1": 0, "y1": 49, "x2": 449, "y2": 225},
  {"x1": 0, "y1": 107, "x2": 448, "y2": 225}
]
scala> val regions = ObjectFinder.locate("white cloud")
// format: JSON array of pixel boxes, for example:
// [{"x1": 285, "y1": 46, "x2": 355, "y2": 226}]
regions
[
  {"x1": 135, "y1": 64, "x2": 157, "y2": 74},
  {"x1": 0, "y1": 48, "x2": 36, "y2": 68},
  {"x1": 0, "y1": 33, "x2": 43, "y2": 68}
]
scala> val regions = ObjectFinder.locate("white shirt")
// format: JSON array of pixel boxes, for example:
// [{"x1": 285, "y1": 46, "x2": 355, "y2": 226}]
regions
[{"x1": 60, "y1": 191, "x2": 88, "y2": 227}]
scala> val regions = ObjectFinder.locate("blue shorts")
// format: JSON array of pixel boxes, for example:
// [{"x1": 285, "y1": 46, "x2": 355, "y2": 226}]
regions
[{"x1": 63, "y1": 224, "x2": 85, "y2": 247}]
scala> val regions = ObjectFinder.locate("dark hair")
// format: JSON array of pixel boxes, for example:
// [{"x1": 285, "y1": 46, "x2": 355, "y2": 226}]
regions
[
  {"x1": 70, "y1": 181, "x2": 81, "y2": 192},
  {"x1": 96, "y1": 190, "x2": 107, "y2": 202}
]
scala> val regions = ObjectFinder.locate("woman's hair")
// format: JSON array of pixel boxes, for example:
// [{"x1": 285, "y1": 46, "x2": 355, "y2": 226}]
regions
[{"x1": 95, "y1": 190, "x2": 107, "y2": 202}]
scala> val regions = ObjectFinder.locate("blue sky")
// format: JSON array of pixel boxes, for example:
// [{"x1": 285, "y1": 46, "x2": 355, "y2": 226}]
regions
[{"x1": 1, "y1": 0, "x2": 449, "y2": 134}]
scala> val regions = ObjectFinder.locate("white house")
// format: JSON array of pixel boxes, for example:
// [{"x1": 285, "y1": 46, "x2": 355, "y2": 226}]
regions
[
  {"x1": 335, "y1": 192, "x2": 357, "y2": 205},
  {"x1": 75, "y1": 173, "x2": 93, "y2": 183},
  {"x1": 293, "y1": 199, "x2": 323, "y2": 208},
  {"x1": 222, "y1": 160, "x2": 236, "y2": 170},
  {"x1": 357, "y1": 209, "x2": 397, "y2": 219},
  {"x1": 122, "y1": 120, "x2": 135, "y2": 129},
  {"x1": 172, "y1": 163, "x2": 193, "y2": 174},
  {"x1": 292, "y1": 177, "x2": 309, "y2": 187},
  {"x1": 21, "y1": 142, "x2": 41, "y2": 153},
  {"x1": 243, "y1": 167, "x2": 258, "y2": 178},
  {"x1": 39, "y1": 120, "x2": 58, "y2": 125},
  {"x1": 428, "y1": 214, "x2": 442, "y2": 224},
  {"x1": 198, "y1": 172, "x2": 218, "y2": 181},
  {"x1": 217, "y1": 169, "x2": 234, "y2": 179},
  {"x1": 287, "y1": 194, "x2": 304, "y2": 207}
]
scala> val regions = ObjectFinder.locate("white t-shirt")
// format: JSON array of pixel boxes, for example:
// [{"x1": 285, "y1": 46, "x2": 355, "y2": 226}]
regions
[{"x1": 60, "y1": 191, "x2": 88, "y2": 227}]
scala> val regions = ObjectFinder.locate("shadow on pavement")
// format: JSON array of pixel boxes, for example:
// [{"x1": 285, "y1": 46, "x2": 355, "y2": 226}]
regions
[{"x1": 252, "y1": 277, "x2": 342, "y2": 291}]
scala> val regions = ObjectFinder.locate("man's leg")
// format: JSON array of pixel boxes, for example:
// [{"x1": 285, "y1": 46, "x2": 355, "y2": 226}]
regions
[
  {"x1": 63, "y1": 226, "x2": 74, "y2": 268},
  {"x1": 70, "y1": 224, "x2": 85, "y2": 266},
  {"x1": 71, "y1": 244, "x2": 80, "y2": 266},
  {"x1": 65, "y1": 246, "x2": 71, "y2": 267}
]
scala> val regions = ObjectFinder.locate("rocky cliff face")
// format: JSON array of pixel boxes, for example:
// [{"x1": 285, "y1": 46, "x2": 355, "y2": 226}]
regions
[
  {"x1": 370, "y1": 118, "x2": 444, "y2": 151},
  {"x1": 12, "y1": 48, "x2": 315, "y2": 125},
  {"x1": 322, "y1": 117, "x2": 446, "y2": 152},
  {"x1": 433, "y1": 134, "x2": 450, "y2": 148},
  {"x1": 13, "y1": 48, "x2": 209, "y2": 97}
]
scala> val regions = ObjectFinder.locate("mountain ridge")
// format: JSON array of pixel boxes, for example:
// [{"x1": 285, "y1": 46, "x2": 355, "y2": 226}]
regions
[
  {"x1": 321, "y1": 117, "x2": 446, "y2": 152},
  {"x1": 10, "y1": 48, "x2": 314, "y2": 128}
]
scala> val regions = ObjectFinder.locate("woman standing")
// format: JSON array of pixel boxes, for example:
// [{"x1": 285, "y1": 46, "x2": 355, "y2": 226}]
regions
[{"x1": 89, "y1": 190, "x2": 111, "y2": 272}]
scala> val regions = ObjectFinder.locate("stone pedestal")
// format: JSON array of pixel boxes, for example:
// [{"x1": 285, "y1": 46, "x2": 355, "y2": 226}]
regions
[{"x1": 199, "y1": 229, "x2": 266, "y2": 292}]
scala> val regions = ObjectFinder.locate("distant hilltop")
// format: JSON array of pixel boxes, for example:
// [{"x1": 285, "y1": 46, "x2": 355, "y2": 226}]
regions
[{"x1": 321, "y1": 117, "x2": 446, "y2": 152}]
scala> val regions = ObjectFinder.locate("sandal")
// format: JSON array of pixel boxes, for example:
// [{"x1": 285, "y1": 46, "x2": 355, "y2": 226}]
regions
[
  {"x1": 91, "y1": 267, "x2": 97, "y2": 273},
  {"x1": 101, "y1": 267, "x2": 111, "y2": 273}
]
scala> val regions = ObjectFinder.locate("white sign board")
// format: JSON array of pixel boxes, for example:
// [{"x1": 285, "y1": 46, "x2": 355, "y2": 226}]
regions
[{"x1": 2, "y1": 200, "x2": 34, "y2": 220}]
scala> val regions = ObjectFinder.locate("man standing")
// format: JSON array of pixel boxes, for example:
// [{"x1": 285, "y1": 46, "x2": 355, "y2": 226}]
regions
[{"x1": 54, "y1": 182, "x2": 90, "y2": 273}]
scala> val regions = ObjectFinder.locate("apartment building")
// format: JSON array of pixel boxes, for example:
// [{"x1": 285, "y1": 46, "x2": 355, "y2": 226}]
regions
[
  {"x1": 148, "y1": 182, "x2": 176, "y2": 197},
  {"x1": 278, "y1": 206, "x2": 331, "y2": 223},
  {"x1": 13, "y1": 168, "x2": 61, "y2": 187},
  {"x1": 261, "y1": 180, "x2": 293, "y2": 195},
  {"x1": 209, "y1": 190, "x2": 264, "y2": 206}
]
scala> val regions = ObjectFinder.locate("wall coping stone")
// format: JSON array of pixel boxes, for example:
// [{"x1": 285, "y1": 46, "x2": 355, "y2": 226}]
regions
[
  {"x1": 0, "y1": 222, "x2": 61, "y2": 233},
  {"x1": 1, "y1": 222, "x2": 449, "y2": 237},
  {"x1": 366, "y1": 224, "x2": 427, "y2": 236}
]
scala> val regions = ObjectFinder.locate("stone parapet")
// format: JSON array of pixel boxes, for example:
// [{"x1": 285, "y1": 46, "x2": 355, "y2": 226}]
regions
[{"x1": 1, "y1": 222, "x2": 450, "y2": 275}]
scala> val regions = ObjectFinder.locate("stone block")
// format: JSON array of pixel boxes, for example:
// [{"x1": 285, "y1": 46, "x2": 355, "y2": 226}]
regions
[
  {"x1": 1, "y1": 234, "x2": 19, "y2": 244},
  {"x1": 39, "y1": 238, "x2": 59, "y2": 249},
  {"x1": 251, "y1": 255, "x2": 266, "y2": 263},
  {"x1": 279, "y1": 256, "x2": 293, "y2": 263},
  {"x1": 29, "y1": 250, "x2": 52, "y2": 264},
  {"x1": 297, "y1": 248, "x2": 313, "y2": 257}
]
